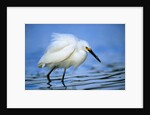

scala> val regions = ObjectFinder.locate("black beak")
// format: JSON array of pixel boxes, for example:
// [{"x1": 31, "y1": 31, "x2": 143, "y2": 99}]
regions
[{"x1": 86, "y1": 47, "x2": 101, "y2": 63}]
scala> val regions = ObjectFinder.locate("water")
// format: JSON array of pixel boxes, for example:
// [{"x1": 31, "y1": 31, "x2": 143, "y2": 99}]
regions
[
  {"x1": 25, "y1": 24, "x2": 125, "y2": 90},
  {"x1": 25, "y1": 62, "x2": 125, "y2": 90}
]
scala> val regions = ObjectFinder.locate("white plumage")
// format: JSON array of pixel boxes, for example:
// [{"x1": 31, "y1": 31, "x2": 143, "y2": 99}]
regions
[{"x1": 38, "y1": 33, "x2": 101, "y2": 83}]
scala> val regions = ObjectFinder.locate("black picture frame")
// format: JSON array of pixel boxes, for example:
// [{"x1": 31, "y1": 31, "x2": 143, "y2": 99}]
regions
[{"x1": 1, "y1": 0, "x2": 149, "y2": 113}]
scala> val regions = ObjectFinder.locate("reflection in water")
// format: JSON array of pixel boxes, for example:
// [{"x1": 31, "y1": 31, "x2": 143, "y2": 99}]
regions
[
  {"x1": 25, "y1": 24, "x2": 125, "y2": 90},
  {"x1": 46, "y1": 81, "x2": 67, "y2": 90},
  {"x1": 25, "y1": 62, "x2": 125, "y2": 90}
]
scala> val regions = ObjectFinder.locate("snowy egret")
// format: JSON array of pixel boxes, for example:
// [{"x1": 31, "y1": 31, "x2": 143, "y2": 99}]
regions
[{"x1": 38, "y1": 33, "x2": 101, "y2": 84}]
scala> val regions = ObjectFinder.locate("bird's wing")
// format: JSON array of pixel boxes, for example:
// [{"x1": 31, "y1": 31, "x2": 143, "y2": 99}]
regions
[
  {"x1": 45, "y1": 33, "x2": 78, "y2": 54},
  {"x1": 45, "y1": 40, "x2": 69, "y2": 54},
  {"x1": 38, "y1": 33, "x2": 78, "y2": 68},
  {"x1": 38, "y1": 44, "x2": 75, "y2": 68}
]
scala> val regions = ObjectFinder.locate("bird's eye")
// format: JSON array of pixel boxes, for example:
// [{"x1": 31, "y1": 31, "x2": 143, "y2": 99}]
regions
[
  {"x1": 85, "y1": 47, "x2": 91, "y2": 51},
  {"x1": 85, "y1": 47, "x2": 88, "y2": 50}
]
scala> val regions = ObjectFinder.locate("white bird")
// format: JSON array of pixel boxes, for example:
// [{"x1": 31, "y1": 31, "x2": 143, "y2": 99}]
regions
[{"x1": 38, "y1": 33, "x2": 101, "y2": 84}]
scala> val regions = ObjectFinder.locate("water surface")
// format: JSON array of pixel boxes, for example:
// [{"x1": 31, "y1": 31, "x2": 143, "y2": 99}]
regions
[
  {"x1": 25, "y1": 24, "x2": 125, "y2": 90},
  {"x1": 25, "y1": 62, "x2": 125, "y2": 90}
]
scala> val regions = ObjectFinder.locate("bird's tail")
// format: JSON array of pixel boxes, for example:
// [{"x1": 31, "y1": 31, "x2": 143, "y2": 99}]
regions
[
  {"x1": 38, "y1": 62, "x2": 46, "y2": 68},
  {"x1": 38, "y1": 63, "x2": 42, "y2": 68},
  {"x1": 38, "y1": 56, "x2": 46, "y2": 68}
]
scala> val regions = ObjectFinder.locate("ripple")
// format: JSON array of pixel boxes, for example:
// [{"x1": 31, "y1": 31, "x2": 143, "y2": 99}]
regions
[{"x1": 25, "y1": 65, "x2": 125, "y2": 90}]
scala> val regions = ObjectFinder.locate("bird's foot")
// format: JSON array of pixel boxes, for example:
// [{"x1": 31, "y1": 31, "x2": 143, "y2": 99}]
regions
[{"x1": 47, "y1": 81, "x2": 51, "y2": 85}]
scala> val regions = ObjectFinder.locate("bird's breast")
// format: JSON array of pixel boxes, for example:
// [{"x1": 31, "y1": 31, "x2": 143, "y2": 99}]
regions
[
  {"x1": 70, "y1": 50, "x2": 87, "y2": 68},
  {"x1": 56, "y1": 50, "x2": 87, "y2": 69}
]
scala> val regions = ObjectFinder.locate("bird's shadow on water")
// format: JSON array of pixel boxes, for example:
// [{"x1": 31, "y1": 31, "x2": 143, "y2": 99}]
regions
[{"x1": 47, "y1": 81, "x2": 67, "y2": 90}]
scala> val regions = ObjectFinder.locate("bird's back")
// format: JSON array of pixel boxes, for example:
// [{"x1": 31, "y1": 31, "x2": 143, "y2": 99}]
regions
[{"x1": 38, "y1": 33, "x2": 78, "y2": 68}]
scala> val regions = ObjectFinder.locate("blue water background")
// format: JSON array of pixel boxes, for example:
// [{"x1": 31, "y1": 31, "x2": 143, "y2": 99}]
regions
[{"x1": 25, "y1": 24, "x2": 125, "y2": 90}]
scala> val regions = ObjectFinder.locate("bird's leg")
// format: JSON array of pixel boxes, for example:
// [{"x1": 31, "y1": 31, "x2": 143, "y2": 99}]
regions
[
  {"x1": 62, "y1": 81, "x2": 67, "y2": 89},
  {"x1": 61, "y1": 68, "x2": 66, "y2": 82},
  {"x1": 47, "y1": 67, "x2": 55, "y2": 84}
]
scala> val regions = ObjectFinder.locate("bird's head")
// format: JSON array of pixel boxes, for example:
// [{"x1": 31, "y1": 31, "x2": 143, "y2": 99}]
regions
[{"x1": 79, "y1": 40, "x2": 101, "y2": 63}]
